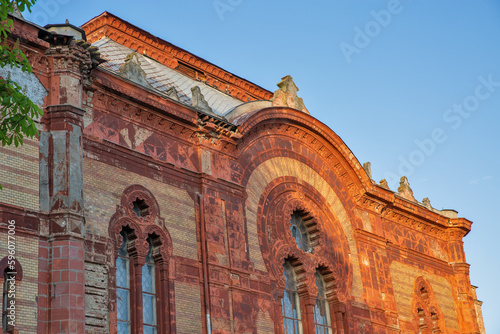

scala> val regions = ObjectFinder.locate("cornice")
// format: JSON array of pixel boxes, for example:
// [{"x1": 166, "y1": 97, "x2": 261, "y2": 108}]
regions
[
  {"x1": 356, "y1": 181, "x2": 473, "y2": 240},
  {"x1": 357, "y1": 191, "x2": 452, "y2": 239},
  {"x1": 199, "y1": 174, "x2": 246, "y2": 194},
  {"x1": 91, "y1": 69, "x2": 241, "y2": 150},
  {"x1": 10, "y1": 14, "x2": 50, "y2": 49},
  {"x1": 355, "y1": 229, "x2": 453, "y2": 275},
  {"x1": 82, "y1": 12, "x2": 273, "y2": 102},
  {"x1": 83, "y1": 137, "x2": 202, "y2": 190}
]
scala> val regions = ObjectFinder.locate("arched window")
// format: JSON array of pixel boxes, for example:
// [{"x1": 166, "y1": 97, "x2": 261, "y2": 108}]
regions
[
  {"x1": 111, "y1": 186, "x2": 172, "y2": 333},
  {"x1": 313, "y1": 271, "x2": 333, "y2": 334},
  {"x1": 0, "y1": 257, "x2": 22, "y2": 334},
  {"x1": 412, "y1": 277, "x2": 445, "y2": 334},
  {"x1": 290, "y1": 212, "x2": 311, "y2": 252},
  {"x1": 2, "y1": 268, "x2": 14, "y2": 333},
  {"x1": 142, "y1": 236, "x2": 157, "y2": 334},
  {"x1": 281, "y1": 262, "x2": 302, "y2": 334},
  {"x1": 116, "y1": 230, "x2": 131, "y2": 333}
]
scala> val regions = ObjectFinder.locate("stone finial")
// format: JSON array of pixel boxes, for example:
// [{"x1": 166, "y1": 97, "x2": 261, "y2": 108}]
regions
[
  {"x1": 191, "y1": 86, "x2": 214, "y2": 115},
  {"x1": 166, "y1": 87, "x2": 180, "y2": 102},
  {"x1": 10, "y1": 3, "x2": 23, "y2": 19},
  {"x1": 119, "y1": 52, "x2": 153, "y2": 88},
  {"x1": 422, "y1": 197, "x2": 432, "y2": 210},
  {"x1": 271, "y1": 75, "x2": 309, "y2": 114},
  {"x1": 379, "y1": 179, "x2": 390, "y2": 190},
  {"x1": 397, "y1": 176, "x2": 416, "y2": 202},
  {"x1": 363, "y1": 162, "x2": 372, "y2": 180}
]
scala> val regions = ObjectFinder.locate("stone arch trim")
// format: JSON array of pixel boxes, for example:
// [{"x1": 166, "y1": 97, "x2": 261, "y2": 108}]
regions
[
  {"x1": 0, "y1": 257, "x2": 23, "y2": 281},
  {"x1": 120, "y1": 184, "x2": 163, "y2": 226},
  {"x1": 107, "y1": 185, "x2": 173, "y2": 333},
  {"x1": 244, "y1": 156, "x2": 363, "y2": 299},
  {"x1": 411, "y1": 276, "x2": 446, "y2": 333},
  {"x1": 255, "y1": 177, "x2": 353, "y2": 302},
  {"x1": 237, "y1": 107, "x2": 372, "y2": 194}
]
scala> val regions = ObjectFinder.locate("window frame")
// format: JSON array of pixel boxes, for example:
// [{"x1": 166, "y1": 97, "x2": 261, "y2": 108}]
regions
[
  {"x1": 116, "y1": 230, "x2": 132, "y2": 333},
  {"x1": 281, "y1": 261, "x2": 303, "y2": 334},
  {"x1": 112, "y1": 225, "x2": 170, "y2": 334},
  {"x1": 142, "y1": 236, "x2": 158, "y2": 334},
  {"x1": 313, "y1": 271, "x2": 333, "y2": 334}
]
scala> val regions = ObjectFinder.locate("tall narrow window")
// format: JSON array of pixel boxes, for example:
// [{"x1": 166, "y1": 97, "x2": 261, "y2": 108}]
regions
[
  {"x1": 290, "y1": 213, "x2": 311, "y2": 252},
  {"x1": 116, "y1": 231, "x2": 131, "y2": 334},
  {"x1": 142, "y1": 237, "x2": 157, "y2": 334},
  {"x1": 313, "y1": 271, "x2": 333, "y2": 334},
  {"x1": 2, "y1": 269, "x2": 8, "y2": 331},
  {"x1": 281, "y1": 262, "x2": 302, "y2": 334},
  {"x1": 2, "y1": 268, "x2": 13, "y2": 333}
]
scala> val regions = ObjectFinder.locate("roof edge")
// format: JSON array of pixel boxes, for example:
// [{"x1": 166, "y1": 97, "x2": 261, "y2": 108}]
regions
[{"x1": 81, "y1": 11, "x2": 273, "y2": 103}]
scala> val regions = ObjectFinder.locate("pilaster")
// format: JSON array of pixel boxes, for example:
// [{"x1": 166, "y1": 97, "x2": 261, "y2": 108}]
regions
[{"x1": 38, "y1": 29, "x2": 94, "y2": 333}]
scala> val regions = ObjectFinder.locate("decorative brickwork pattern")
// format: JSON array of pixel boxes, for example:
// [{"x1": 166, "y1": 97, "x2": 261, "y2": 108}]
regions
[
  {"x1": 83, "y1": 159, "x2": 197, "y2": 260},
  {"x1": 0, "y1": 234, "x2": 38, "y2": 333},
  {"x1": 0, "y1": 139, "x2": 39, "y2": 211},
  {"x1": 244, "y1": 157, "x2": 363, "y2": 299},
  {"x1": 390, "y1": 261, "x2": 459, "y2": 330},
  {"x1": 174, "y1": 281, "x2": 202, "y2": 334}
]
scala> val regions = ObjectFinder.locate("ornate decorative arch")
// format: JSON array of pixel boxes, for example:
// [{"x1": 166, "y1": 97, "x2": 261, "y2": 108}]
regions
[
  {"x1": 411, "y1": 276, "x2": 446, "y2": 333},
  {"x1": 0, "y1": 257, "x2": 23, "y2": 281},
  {"x1": 238, "y1": 112, "x2": 366, "y2": 299},
  {"x1": 120, "y1": 184, "x2": 163, "y2": 225},
  {"x1": 107, "y1": 185, "x2": 173, "y2": 334},
  {"x1": 236, "y1": 107, "x2": 373, "y2": 194},
  {"x1": 256, "y1": 177, "x2": 353, "y2": 302}
]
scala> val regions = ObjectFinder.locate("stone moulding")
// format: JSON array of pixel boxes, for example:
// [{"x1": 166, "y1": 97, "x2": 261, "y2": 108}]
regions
[{"x1": 91, "y1": 69, "x2": 241, "y2": 149}]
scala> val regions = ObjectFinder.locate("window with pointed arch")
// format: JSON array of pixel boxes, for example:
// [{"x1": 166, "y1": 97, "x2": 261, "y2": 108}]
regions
[
  {"x1": 0, "y1": 257, "x2": 21, "y2": 334},
  {"x1": 116, "y1": 230, "x2": 131, "y2": 333},
  {"x1": 290, "y1": 212, "x2": 312, "y2": 252},
  {"x1": 313, "y1": 271, "x2": 333, "y2": 334},
  {"x1": 412, "y1": 277, "x2": 445, "y2": 334},
  {"x1": 2, "y1": 268, "x2": 14, "y2": 333},
  {"x1": 115, "y1": 229, "x2": 164, "y2": 333},
  {"x1": 142, "y1": 236, "x2": 157, "y2": 334},
  {"x1": 281, "y1": 261, "x2": 303, "y2": 334}
]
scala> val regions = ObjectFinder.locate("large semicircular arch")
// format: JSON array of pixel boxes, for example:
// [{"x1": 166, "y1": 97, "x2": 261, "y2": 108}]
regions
[{"x1": 238, "y1": 107, "x2": 371, "y2": 299}]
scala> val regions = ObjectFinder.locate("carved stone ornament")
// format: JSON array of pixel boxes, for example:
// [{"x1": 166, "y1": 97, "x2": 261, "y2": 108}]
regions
[
  {"x1": 398, "y1": 176, "x2": 416, "y2": 202},
  {"x1": 363, "y1": 162, "x2": 372, "y2": 180},
  {"x1": 271, "y1": 75, "x2": 309, "y2": 114},
  {"x1": 191, "y1": 86, "x2": 215, "y2": 115},
  {"x1": 166, "y1": 86, "x2": 180, "y2": 102},
  {"x1": 422, "y1": 197, "x2": 432, "y2": 210},
  {"x1": 379, "y1": 179, "x2": 390, "y2": 190},
  {"x1": 119, "y1": 51, "x2": 153, "y2": 88}
]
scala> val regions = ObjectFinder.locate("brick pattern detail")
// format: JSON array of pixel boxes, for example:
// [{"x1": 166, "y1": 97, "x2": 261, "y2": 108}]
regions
[
  {"x1": 48, "y1": 239, "x2": 86, "y2": 333},
  {"x1": 256, "y1": 310, "x2": 274, "y2": 333},
  {"x1": 174, "y1": 281, "x2": 202, "y2": 334},
  {"x1": 390, "y1": 262, "x2": 458, "y2": 330},
  {"x1": 0, "y1": 139, "x2": 39, "y2": 211},
  {"x1": 84, "y1": 262, "x2": 109, "y2": 332},
  {"x1": 83, "y1": 158, "x2": 197, "y2": 260},
  {"x1": 244, "y1": 156, "x2": 363, "y2": 299},
  {"x1": 0, "y1": 233, "x2": 38, "y2": 333}
]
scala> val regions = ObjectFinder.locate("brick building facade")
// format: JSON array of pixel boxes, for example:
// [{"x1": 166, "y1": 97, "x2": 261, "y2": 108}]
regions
[{"x1": 0, "y1": 11, "x2": 485, "y2": 334}]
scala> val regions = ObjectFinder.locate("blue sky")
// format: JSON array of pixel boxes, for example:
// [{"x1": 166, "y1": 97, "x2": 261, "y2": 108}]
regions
[{"x1": 24, "y1": 0, "x2": 499, "y2": 332}]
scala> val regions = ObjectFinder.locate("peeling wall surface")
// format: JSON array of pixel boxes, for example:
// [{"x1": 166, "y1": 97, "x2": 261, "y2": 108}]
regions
[{"x1": 0, "y1": 12, "x2": 485, "y2": 334}]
